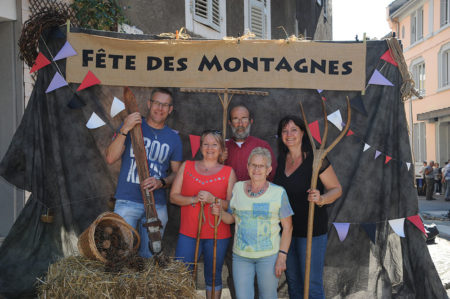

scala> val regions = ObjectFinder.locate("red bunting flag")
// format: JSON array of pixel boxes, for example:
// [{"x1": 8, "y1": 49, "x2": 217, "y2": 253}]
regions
[
  {"x1": 308, "y1": 120, "x2": 321, "y2": 144},
  {"x1": 407, "y1": 215, "x2": 427, "y2": 236},
  {"x1": 346, "y1": 129, "x2": 354, "y2": 136},
  {"x1": 380, "y1": 49, "x2": 398, "y2": 67},
  {"x1": 30, "y1": 52, "x2": 51, "y2": 73},
  {"x1": 385, "y1": 155, "x2": 392, "y2": 164},
  {"x1": 77, "y1": 70, "x2": 101, "y2": 91},
  {"x1": 321, "y1": 96, "x2": 326, "y2": 101},
  {"x1": 189, "y1": 135, "x2": 201, "y2": 158}
]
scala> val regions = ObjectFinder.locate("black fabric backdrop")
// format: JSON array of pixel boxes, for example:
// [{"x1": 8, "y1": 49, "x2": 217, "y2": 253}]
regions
[{"x1": 0, "y1": 28, "x2": 447, "y2": 298}]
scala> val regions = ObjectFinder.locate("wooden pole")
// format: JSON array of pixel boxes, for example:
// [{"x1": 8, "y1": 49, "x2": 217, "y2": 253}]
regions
[
  {"x1": 212, "y1": 213, "x2": 218, "y2": 298},
  {"x1": 193, "y1": 202, "x2": 205, "y2": 284},
  {"x1": 300, "y1": 97, "x2": 351, "y2": 299}
]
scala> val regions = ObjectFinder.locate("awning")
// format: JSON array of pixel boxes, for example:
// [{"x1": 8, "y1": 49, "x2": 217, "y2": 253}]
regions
[{"x1": 417, "y1": 107, "x2": 450, "y2": 121}]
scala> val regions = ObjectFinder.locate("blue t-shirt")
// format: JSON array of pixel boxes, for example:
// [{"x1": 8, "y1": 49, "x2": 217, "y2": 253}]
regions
[{"x1": 115, "y1": 121, "x2": 183, "y2": 205}]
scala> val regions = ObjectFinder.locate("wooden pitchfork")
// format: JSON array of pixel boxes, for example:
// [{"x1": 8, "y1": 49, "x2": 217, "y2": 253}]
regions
[
  {"x1": 210, "y1": 198, "x2": 221, "y2": 298},
  {"x1": 299, "y1": 96, "x2": 351, "y2": 299}
]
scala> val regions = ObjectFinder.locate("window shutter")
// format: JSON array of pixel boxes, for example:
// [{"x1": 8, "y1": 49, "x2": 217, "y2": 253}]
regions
[
  {"x1": 250, "y1": 0, "x2": 267, "y2": 38},
  {"x1": 445, "y1": 50, "x2": 450, "y2": 86},
  {"x1": 194, "y1": 0, "x2": 220, "y2": 31},
  {"x1": 441, "y1": 0, "x2": 448, "y2": 27},
  {"x1": 417, "y1": 8, "x2": 423, "y2": 40},
  {"x1": 411, "y1": 14, "x2": 416, "y2": 44}
]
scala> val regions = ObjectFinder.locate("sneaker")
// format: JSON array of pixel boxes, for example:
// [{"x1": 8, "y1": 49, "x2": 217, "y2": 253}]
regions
[{"x1": 435, "y1": 193, "x2": 440, "y2": 195}]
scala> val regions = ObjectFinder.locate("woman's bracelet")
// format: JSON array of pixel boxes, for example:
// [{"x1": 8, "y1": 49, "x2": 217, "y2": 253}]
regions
[
  {"x1": 279, "y1": 250, "x2": 288, "y2": 255},
  {"x1": 191, "y1": 196, "x2": 196, "y2": 207}
]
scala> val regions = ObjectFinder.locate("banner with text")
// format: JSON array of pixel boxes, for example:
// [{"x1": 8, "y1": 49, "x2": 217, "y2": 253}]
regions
[{"x1": 66, "y1": 32, "x2": 366, "y2": 90}]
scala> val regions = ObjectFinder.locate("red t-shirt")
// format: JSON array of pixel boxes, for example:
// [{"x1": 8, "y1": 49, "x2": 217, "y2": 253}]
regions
[
  {"x1": 225, "y1": 136, "x2": 277, "y2": 181},
  {"x1": 179, "y1": 161, "x2": 232, "y2": 239}
]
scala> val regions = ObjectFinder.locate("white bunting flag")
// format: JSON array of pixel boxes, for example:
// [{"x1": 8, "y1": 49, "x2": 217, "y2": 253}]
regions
[
  {"x1": 388, "y1": 218, "x2": 405, "y2": 237},
  {"x1": 327, "y1": 110, "x2": 343, "y2": 131},
  {"x1": 110, "y1": 97, "x2": 125, "y2": 117},
  {"x1": 86, "y1": 112, "x2": 106, "y2": 129},
  {"x1": 363, "y1": 143, "x2": 371, "y2": 152},
  {"x1": 406, "y1": 162, "x2": 411, "y2": 171}
]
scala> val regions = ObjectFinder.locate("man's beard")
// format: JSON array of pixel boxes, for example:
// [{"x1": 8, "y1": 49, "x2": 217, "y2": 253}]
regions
[{"x1": 231, "y1": 123, "x2": 251, "y2": 139}]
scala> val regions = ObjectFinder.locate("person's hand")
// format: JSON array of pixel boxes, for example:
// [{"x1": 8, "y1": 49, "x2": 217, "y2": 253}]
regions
[
  {"x1": 211, "y1": 203, "x2": 221, "y2": 216},
  {"x1": 122, "y1": 112, "x2": 142, "y2": 133},
  {"x1": 141, "y1": 177, "x2": 163, "y2": 192},
  {"x1": 307, "y1": 189, "x2": 324, "y2": 206},
  {"x1": 275, "y1": 253, "x2": 287, "y2": 278},
  {"x1": 222, "y1": 148, "x2": 228, "y2": 161},
  {"x1": 198, "y1": 190, "x2": 215, "y2": 204}
]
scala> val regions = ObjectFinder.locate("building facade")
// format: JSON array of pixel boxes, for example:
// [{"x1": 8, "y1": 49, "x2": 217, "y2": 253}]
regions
[{"x1": 388, "y1": 0, "x2": 450, "y2": 166}]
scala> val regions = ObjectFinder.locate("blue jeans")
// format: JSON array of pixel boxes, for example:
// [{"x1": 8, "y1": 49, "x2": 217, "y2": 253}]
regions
[
  {"x1": 445, "y1": 179, "x2": 450, "y2": 199},
  {"x1": 232, "y1": 253, "x2": 279, "y2": 299},
  {"x1": 114, "y1": 199, "x2": 168, "y2": 258},
  {"x1": 175, "y1": 234, "x2": 230, "y2": 291},
  {"x1": 285, "y1": 234, "x2": 328, "y2": 299}
]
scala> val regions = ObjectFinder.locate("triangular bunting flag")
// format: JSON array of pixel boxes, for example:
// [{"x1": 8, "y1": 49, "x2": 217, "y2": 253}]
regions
[
  {"x1": 406, "y1": 162, "x2": 411, "y2": 171},
  {"x1": 77, "y1": 71, "x2": 101, "y2": 91},
  {"x1": 308, "y1": 120, "x2": 321, "y2": 144},
  {"x1": 110, "y1": 97, "x2": 125, "y2": 117},
  {"x1": 385, "y1": 155, "x2": 392, "y2": 164},
  {"x1": 380, "y1": 49, "x2": 398, "y2": 67},
  {"x1": 363, "y1": 143, "x2": 371, "y2": 152},
  {"x1": 407, "y1": 215, "x2": 427, "y2": 236},
  {"x1": 368, "y1": 69, "x2": 394, "y2": 86},
  {"x1": 30, "y1": 52, "x2": 51, "y2": 73},
  {"x1": 53, "y1": 41, "x2": 77, "y2": 61},
  {"x1": 374, "y1": 150, "x2": 381, "y2": 159},
  {"x1": 388, "y1": 218, "x2": 405, "y2": 237},
  {"x1": 86, "y1": 112, "x2": 106, "y2": 129},
  {"x1": 361, "y1": 223, "x2": 377, "y2": 244},
  {"x1": 346, "y1": 129, "x2": 354, "y2": 136},
  {"x1": 45, "y1": 72, "x2": 68, "y2": 93},
  {"x1": 317, "y1": 89, "x2": 323, "y2": 93},
  {"x1": 189, "y1": 135, "x2": 201, "y2": 158},
  {"x1": 333, "y1": 223, "x2": 350, "y2": 242},
  {"x1": 350, "y1": 95, "x2": 368, "y2": 116},
  {"x1": 68, "y1": 94, "x2": 86, "y2": 109},
  {"x1": 327, "y1": 110, "x2": 343, "y2": 131},
  {"x1": 321, "y1": 96, "x2": 326, "y2": 101}
]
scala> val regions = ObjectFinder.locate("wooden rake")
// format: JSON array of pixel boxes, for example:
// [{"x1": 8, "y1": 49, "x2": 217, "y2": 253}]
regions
[{"x1": 299, "y1": 96, "x2": 351, "y2": 299}]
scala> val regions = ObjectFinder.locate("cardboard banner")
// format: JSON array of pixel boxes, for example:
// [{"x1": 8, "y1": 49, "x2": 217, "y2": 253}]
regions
[{"x1": 66, "y1": 32, "x2": 366, "y2": 90}]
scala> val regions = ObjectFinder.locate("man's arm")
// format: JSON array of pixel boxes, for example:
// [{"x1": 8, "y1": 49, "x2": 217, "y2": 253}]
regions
[{"x1": 105, "y1": 112, "x2": 141, "y2": 164}]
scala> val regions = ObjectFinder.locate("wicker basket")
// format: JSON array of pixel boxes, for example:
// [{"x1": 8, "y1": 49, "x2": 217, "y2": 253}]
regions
[{"x1": 77, "y1": 212, "x2": 140, "y2": 263}]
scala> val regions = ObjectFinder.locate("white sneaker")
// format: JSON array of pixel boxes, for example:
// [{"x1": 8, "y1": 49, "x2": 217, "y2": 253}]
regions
[{"x1": 435, "y1": 193, "x2": 440, "y2": 195}]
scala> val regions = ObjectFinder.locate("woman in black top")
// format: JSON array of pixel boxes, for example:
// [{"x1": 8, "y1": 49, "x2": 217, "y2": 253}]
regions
[{"x1": 274, "y1": 115, "x2": 342, "y2": 299}]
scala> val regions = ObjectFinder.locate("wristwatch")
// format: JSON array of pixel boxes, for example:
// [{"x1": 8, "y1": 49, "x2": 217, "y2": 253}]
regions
[{"x1": 160, "y1": 178, "x2": 166, "y2": 187}]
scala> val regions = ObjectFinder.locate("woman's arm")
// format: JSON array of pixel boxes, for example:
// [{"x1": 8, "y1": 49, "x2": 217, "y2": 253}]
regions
[
  {"x1": 308, "y1": 165, "x2": 342, "y2": 206},
  {"x1": 275, "y1": 216, "x2": 293, "y2": 277},
  {"x1": 170, "y1": 162, "x2": 199, "y2": 206},
  {"x1": 211, "y1": 204, "x2": 235, "y2": 224}
]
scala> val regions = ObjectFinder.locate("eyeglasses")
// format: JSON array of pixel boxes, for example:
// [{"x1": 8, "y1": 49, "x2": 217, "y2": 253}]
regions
[
  {"x1": 231, "y1": 117, "x2": 250, "y2": 124},
  {"x1": 150, "y1": 99, "x2": 172, "y2": 109},
  {"x1": 248, "y1": 163, "x2": 267, "y2": 169}
]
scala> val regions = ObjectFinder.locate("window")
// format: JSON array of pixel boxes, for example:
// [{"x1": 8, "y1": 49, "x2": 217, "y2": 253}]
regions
[
  {"x1": 413, "y1": 122, "x2": 426, "y2": 163},
  {"x1": 441, "y1": 0, "x2": 449, "y2": 27},
  {"x1": 410, "y1": 7, "x2": 423, "y2": 44},
  {"x1": 411, "y1": 60, "x2": 426, "y2": 96},
  {"x1": 402, "y1": 25, "x2": 405, "y2": 38},
  {"x1": 245, "y1": 0, "x2": 271, "y2": 39},
  {"x1": 194, "y1": 0, "x2": 221, "y2": 31},
  {"x1": 438, "y1": 43, "x2": 450, "y2": 88}
]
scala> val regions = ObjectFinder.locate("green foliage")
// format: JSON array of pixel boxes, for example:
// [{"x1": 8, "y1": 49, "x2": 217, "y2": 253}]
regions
[{"x1": 70, "y1": 0, "x2": 128, "y2": 31}]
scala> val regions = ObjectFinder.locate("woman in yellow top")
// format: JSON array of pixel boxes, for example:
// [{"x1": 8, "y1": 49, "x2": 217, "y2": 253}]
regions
[{"x1": 212, "y1": 147, "x2": 293, "y2": 299}]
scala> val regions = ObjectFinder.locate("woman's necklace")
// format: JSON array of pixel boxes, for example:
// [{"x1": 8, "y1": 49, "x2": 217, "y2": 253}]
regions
[{"x1": 247, "y1": 182, "x2": 267, "y2": 197}]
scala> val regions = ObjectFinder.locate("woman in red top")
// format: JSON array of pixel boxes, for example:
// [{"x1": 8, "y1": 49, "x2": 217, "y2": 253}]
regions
[{"x1": 171, "y1": 130, "x2": 236, "y2": 299}]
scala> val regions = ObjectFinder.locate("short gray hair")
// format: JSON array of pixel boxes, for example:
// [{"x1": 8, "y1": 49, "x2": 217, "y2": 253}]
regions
[{"x1": 248, "y1": 147, "x2": 272, "y2": 167}]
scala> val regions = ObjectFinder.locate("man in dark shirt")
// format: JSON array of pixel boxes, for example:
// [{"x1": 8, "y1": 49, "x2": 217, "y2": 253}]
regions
[{"x1": 424, "y1": 161, "x2": 436, "y2": 201}]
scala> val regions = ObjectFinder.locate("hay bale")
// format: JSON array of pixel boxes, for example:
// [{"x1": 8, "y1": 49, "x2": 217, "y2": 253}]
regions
[{"x1": 37, "y1": 255, "x2": 196, "y2": 298}]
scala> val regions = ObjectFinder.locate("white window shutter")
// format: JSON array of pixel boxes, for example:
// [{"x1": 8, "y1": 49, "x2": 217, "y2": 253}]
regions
[
  {"x1": 411, "y1": 13, "x2": 416, "y2": 44},
  {"x1": 194, "y1": 0, "x2": 220, "y2": 31},
  {"x1": 417, "y1": 8, "x2": 423, "y2": 40},
  {"x1": 440, "y1": 0, "x2": 449, "y2": 27},
  {"x1": 250, "y1": 0, "x2": 267, "y2": 38}
]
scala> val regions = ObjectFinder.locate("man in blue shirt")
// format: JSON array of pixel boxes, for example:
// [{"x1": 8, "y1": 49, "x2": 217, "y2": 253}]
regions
[{"x1": 106, "y1": 88, "x2": 183, "y2": 257}]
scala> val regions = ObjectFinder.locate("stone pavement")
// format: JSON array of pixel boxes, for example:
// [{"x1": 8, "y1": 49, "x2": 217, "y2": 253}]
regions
[{"x1": 418, "y1": 192, "x2": 450, "y2": 296}]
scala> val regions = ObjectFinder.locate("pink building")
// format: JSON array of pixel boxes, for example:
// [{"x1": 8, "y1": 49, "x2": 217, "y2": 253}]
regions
[{"x1": 388, "y1": 0, "x2": 450, "y2": 166}]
